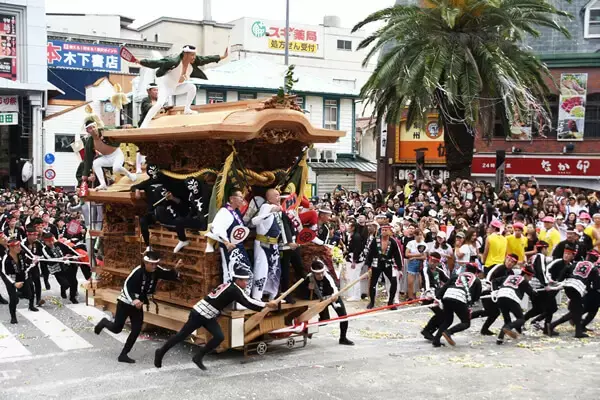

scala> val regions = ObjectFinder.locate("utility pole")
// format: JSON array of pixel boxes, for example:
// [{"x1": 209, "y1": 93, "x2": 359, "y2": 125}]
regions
[{"x1": 284, "y1": 0, "x2": 290, "y2": 92}]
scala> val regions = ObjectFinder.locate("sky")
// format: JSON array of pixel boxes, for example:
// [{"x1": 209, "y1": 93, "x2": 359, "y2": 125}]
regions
[{"x1": 45, "y1": 0, "x2": 392, "y2": 30}]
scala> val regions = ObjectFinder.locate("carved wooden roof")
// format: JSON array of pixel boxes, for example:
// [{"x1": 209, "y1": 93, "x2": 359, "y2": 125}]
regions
[{"x1": 103, "y1": 99, "x2": 344, "y2": 144}]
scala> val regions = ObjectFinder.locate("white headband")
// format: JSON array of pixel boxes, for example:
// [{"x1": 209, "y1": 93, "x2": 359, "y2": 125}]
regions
[
  {"x1": 182, "y1": 45, "x2": 196, "y2": 53},
  {"x1": 143, "y1": 255, "x2": 160, "y2": 263}
]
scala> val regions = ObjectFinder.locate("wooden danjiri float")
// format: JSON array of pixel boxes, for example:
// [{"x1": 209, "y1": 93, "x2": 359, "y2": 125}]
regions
[{"x1": 84, "y1": 95, "x2": 345, "y2": 355}]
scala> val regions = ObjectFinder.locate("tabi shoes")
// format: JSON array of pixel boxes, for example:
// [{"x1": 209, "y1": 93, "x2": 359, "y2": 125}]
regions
[
  {"x1": 192, "y1": 352, "x2": 207, "y2": 370},
  {"x1": 94, "y1": 185, "x2": 108, "y2": 191},
  {"x1": 154, "y1": 349, "x2": 164, "y2": 368},
  {"x1": 60, "y1": 290, "x2": 67, "y2": 299},
  {"x1": 284, "y1": 295, "x2": 296, "y2": 305},
  {"x1": 118, "y1": 354, "x2": 136, "y2": 364},
  {"x1": 544, "y1": 323, "x2": 560, "y2": 337},
  {"x1": 575, "y1": 332, "x2": 590, "y2": 339},
  {"x1": 94, "y1": 318, "x2": 107, "y2": 335},
  {"x1": 70, "y1": 297, "x2": 79, "y2": 304},
  {"x1": 0, "y1": 296, "x2": 8, "y2": 305},
  {"x1": 174, "y1": 240, "x2": 190, "y2": 253},
  {"x1": 184, "y1": 109, "x2": 199, "y2": 115},
  {"x1": 432, "y1": 340, "x2": 445, "y2": 348},
  {"x1": 44, "y1": 280, "x2": 51, "y2": 290},
  {"x1": 28, "y1": 306, "x2": 39, "y2": 312},
  {"x1": 421, "y1": 329, "x2": 435, "y2": 341},
  {"x1": 366, "y1": 303, "x2": 375, "y2": 310},
  {"x1": 480, "y1": 329, "x2": 495, "y2": 336},
  {"x1": 339, "y1": 337, "x2": 355, "y2": 346},
  {"x1": 10, "y1": 316, "x2": 18, "y2": 324}
]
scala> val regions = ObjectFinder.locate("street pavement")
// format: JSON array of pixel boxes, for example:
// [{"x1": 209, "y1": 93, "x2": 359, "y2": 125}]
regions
[{"x1": 1, "y1": 278, "x2": 600, "y2": 400}]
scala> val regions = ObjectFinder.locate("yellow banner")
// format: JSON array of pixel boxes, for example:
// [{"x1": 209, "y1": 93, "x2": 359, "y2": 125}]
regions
[
  {"x1": 268, "y1": 39, "x2": 318, "y2": 53},
  {"x1": 399, "y1": 120, "x2": 444, "y2": 142}
]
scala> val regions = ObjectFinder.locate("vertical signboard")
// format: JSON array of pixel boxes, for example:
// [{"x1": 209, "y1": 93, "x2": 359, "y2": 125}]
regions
[
  {"x1": 495, "y1": 150, "x2": 506, "y2": 192},
  {"x1": 379, "y1": 123, "x2": 387, "y2": 158},
  {"x1": 557, "y1": 73, "x2": 587, "y2": 141},
  {"x1": 0, "y1": 13, "x2": 17, "y2": 80}
]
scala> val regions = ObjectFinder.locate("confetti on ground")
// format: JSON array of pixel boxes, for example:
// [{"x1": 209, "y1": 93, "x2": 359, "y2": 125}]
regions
[{"x1": 358, "y1": 328, "x2": 405, "y2": 339}]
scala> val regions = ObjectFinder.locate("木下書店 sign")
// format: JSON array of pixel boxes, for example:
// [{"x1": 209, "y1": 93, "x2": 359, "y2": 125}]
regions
[
  {"x1": 47, "y1": 41, "x2": 121, "y2": 72},
  {"x1": 471, "y1": 154, "x2": 599, "y2": 179}
]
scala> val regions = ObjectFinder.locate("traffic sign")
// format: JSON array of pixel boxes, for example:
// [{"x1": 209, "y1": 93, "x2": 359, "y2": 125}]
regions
[
  {"x1": 44, "y1": 168, "x2": 56, "y2": 180},
  {"x1": 44, "y1": 153, "x2": 55, "y2": 164}
]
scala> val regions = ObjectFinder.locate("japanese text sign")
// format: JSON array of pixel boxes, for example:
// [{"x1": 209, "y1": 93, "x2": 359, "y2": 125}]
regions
[
  {"x1": 471, "y1": 155, "x2": 599, "y2": 179},
  {"x1": 248, "y1": 19, "x2": 323, "y2": 58},
  {"x1": 0, "y1": 13, "x2": 17, "y2": 80},
  {"x1": 0, "y1": 95, "x2": 18, "y2": 112},
  {"x1": 47, "y1": 41, "x2": 121, "y2": 72}
]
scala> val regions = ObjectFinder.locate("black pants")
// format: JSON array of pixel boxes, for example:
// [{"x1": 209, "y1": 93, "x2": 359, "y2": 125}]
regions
[
  {"x1": 103, "y1": 300, "x2": 144, "y2": 356},
  {"x1": 434, "y1": 299, "x2": 470, "y2": 342},
  {"x1": 54, "y1": 267, "x2": 78, "y2": 300},
  {"x1": 174, "y1": 215, "x2": 206, "y2": 241},
  {"x1": 497, "y1": 297, "x2": 525, "y2": 340},
  {"x1": 423, "y1": 305, "x2": 444, "y2": 334},
  {"x1": 524, "y1": 291, "x2": 549, "y2": 322},
  {"x1": 551, "y1": 287, "x2": 584, "y2": 335},
  {"x1": 582, "y1": 291, "x2": 600, "y2": 328},
  {"x1": 28, "y1": 267, "x2": 42, "y2": 304},
  {"x1": 280, "y1": 247, "x2": 304, "y2": 294},
  {"x1": 140, "y1": 207, "x2": 177, "y2": 246},
  {"x1": 369, "y1": 267, "x2": 397, "y2": 306},
  {"x1": 39, "y1": 263, "x2": 50, "y2": 288},
  {"x1": 532, "y1": 292, "x2": 558, "y2": 326},
  {"x1": 319, "y1": 298, "x2": 349, "y2": 339},
  {"x1": 0, "y1": 274, "x2": 29, "y2": 319},
  {"x1": 159, "y1": 310, "x2": 224, "y2": 359},
  {"x1": 471, "y1": 297, "x2": 500, "y2": 332},
  {"x1": 79, "y1": 263, "x2": 92, "y2": 281}
]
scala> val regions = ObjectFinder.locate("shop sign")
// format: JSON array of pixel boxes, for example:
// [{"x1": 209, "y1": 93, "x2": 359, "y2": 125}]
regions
[
  {"x1": 47, "y1": 41, "x2": 121, "y2": 72},
  {"x1": 472, "y1": 155, "x2": 599, "y2": 179}
]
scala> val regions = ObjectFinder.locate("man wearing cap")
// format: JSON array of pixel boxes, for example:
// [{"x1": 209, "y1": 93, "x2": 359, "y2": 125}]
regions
[
  {"x1": 40, "y1": 231, "x2": 82, "y2": 304},
  {"x1": 154, "y1": 265, "x2": 277, "y2": 370},
  {"x1": 1, "y1": 238, "x2": 37, "y2": 323},
  {"x1": 538, "y1": 216, "x2": 560, "y2": 255},
  {"x1": 81, "y1": 113, "x2": 137, "y2": 191},
  {"x1": 506, "y1": 222, "x2": 527, "y2": 264},
  {"x1": 137, "y1": 45, "x2": 228, "y2": 128},
  {"x1": 251, "y1": 188, "x2": 283, "y2": 300},
  {"x1": 298, "y1": 259, "x2": 355, "y2": 345},
  {"x1": 95, "y1": 251, "x2": 182, "y2": 363},
  {"x1": 482, "y1": 219, "x2": 508, "y2": 275},
  {"x1": 365, "y1": 223, "x2": 403, "y2": 309},
  {"x1": 472, "y1": 254, "x2": 518, "y2": 336},
  {"x1": 495, "y1": 265, "x2": 536, "y2": 344}
]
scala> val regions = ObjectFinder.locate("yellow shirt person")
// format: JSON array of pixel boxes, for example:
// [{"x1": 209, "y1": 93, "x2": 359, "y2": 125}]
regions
[
  {"x1": 538, "y1": 217, "x2": 561, "y2": 255},
  {"x1": 484, "y1": 220, "x2": 508, "y2": 268},
  {"x1": 506, "y1": 223, "x2": 527, "y2": 263}
]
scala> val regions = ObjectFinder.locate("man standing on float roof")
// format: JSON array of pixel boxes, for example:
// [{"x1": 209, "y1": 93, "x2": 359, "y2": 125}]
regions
[{"x1": 136, "y1": 45, "x2": 228, "y2": 128}]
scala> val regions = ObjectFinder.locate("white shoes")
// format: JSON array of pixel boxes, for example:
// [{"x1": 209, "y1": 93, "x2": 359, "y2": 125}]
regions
[
  {"x1": 129, "y1": 173, "x2": 138, "y2": 182},
  {"x1": 183, "y1": 109, "x2": 198, "y2": 115},
  {"x1": 94, "y1": 185, "x2": 107, "y2": 191},
  {"x1": 174, "y1": 240, "x2": 190, "y2": 253}
]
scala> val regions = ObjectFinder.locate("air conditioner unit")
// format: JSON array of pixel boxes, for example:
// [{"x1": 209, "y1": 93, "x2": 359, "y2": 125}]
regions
[
  {"x1": 323, "y1": 150, "x2": 337, "y2": 163},
  {"x1": 308, "y1": 148, "x2": 321, "y2": 161}
]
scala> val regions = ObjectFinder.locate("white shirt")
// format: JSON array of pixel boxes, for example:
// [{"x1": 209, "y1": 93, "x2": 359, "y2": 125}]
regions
[
  {"x1": 406, "y1": 239, "x2": 427, "y2": 257},
  {"x1": 456, "y1": 244, "x2": 473, "y2": 264}
]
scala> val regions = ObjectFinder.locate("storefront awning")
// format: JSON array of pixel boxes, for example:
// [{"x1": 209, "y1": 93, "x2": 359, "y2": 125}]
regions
[
  {"x1": 309, "y1": 158, "x2": 377, "y2": 173},
  {"x1": 0, "y1": 79, "x2": 64, "y2": 95}
]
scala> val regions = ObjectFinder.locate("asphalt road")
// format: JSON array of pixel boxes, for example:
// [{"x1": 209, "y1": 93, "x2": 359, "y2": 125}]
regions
[{"x1": 1, "y1": 278, "x2": 600, "y2": 400}]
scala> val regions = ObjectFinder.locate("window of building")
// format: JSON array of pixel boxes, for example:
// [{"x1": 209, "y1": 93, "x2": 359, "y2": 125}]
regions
[
  {"x1": 154, "y1": 33, "x2": 159, "y2": 42},
  {"x1": 324, "y1": 99, "x2": 339, "y2": 130},
  {"x1": 295, "y1": 96, "x2": 305, "y2": 110},
  {"x1": 207, "y1": 91, "x2": 226, "y2": 104},
  {"x1": 337, "y1": 40, "x2": 352, "y2": 50},
  {"x1": 361, "y1": 181, "x2": 377, "y2": 193},
  {"x1": 585, "y1": 93, "x2": 600, "y2": 138},
  {"x1": 238, "y1": 92, "x2": 257, "y2": 101},
  {"x1": 128, "y1": 67, "x2": 140, "y2": 74},
  {"x1": 585, "y1": 1, "x2": 600, "y2": 38},
  {"x1": 54, "y1": 134, "x2": 75, "y2": 153},
  {"x1": 0, "y1": 9, "x2": 20, "y2": 81},
  {"x1": 333, "y1": 78, "x2": 356, "y2": 89}
]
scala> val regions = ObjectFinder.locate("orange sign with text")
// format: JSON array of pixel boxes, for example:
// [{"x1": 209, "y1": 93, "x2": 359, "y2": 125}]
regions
[{"x1": 395, "y1": 120, "x2": 446, "y2": 164}]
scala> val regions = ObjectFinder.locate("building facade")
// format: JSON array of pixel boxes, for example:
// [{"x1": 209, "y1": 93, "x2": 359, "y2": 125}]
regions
[
  {"x1": 0, "y1": 0, "x2": 54, "y2": 189},
  {"x1": 228, "y1": 16, "x2": 378, "y2": 95},
  {"x1": 377, "y1": 0, "x2": 600, "y2": 190}
]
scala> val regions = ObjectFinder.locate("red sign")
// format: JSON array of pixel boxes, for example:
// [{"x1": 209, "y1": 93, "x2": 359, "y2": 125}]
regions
[{"x1": 471, "y1": 155, "x2": 600, "y2": 179}]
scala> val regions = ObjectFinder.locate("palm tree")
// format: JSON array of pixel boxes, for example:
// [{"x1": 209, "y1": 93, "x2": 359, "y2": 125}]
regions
[{"x1": 353, "y1": 0, "x2": 571, "y2": 179}]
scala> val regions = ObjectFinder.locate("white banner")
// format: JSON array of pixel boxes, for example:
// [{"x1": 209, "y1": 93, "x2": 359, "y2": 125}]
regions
[
  {"x1": 0, "y1": 95, "x2": 18, "y2": 112},
  {"x1": 379, "y1": 123, "x2": 388, "y2": 157}
]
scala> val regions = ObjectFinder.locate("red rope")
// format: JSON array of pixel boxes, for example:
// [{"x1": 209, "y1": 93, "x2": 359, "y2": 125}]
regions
[{"x1": 303, "y1": 298, "x2": 426, "y2": 327}]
